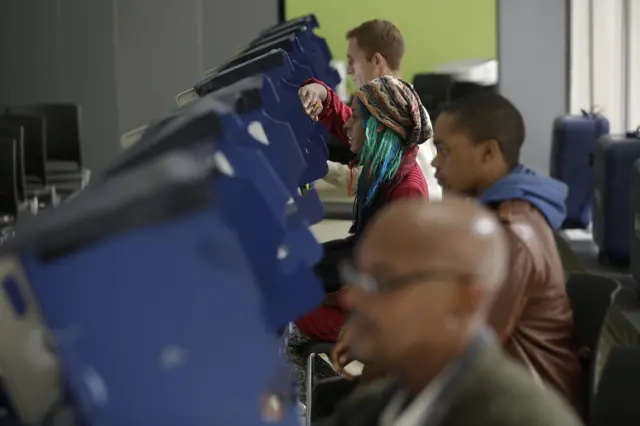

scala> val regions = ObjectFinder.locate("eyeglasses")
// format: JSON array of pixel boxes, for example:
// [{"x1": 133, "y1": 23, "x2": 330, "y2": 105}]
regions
[{"x1": 339, "y1": 261, "x2": 470, "y2": 295}]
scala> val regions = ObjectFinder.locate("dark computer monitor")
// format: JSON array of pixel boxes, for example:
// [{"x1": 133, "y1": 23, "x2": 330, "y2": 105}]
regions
[
  {"x1": 8, "y1": 103, "x2": 82, "y2": 167},
  {"x1": 0, "y1": 137, "x2": 19, "y2": 216},
  {"x1": 1, "y1": 114, "x2": 47, "y2": 185},
  {"x1": 450, "y1": 81, "x2": 497, "y2": 101},
  {"x1": 0, "y1": 119, "x2": 26, "y2": 202},
  {"x1": 412, "y1": 73, "x2": 454, "y2": 120}
]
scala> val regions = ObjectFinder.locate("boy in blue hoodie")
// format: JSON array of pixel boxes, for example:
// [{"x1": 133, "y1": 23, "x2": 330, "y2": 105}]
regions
[{"x1": 430, "y1": 92, "x2": 584, "y2": 417}]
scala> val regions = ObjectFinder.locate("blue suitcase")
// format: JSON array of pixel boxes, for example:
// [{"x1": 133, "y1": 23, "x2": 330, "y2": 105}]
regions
[
  {"x1": 550, "y1": 112, "x2": 609, "y2": 229},
  {"x1": 631, "y1": 159, "x2": 640, "y2": 284},
  {"x1": 593, "y1": 130, "x2": 640, "y2": 264}
]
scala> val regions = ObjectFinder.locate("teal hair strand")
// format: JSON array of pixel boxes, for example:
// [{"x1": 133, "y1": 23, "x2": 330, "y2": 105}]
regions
[{"x1": 356, "y1": 116, "x2": 406, "y2": 205}]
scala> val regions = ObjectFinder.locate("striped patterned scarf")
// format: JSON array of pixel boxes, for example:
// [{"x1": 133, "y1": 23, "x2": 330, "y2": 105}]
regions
[{"x1": 355, "y1": 76, "x2": 433, "y2": 147}]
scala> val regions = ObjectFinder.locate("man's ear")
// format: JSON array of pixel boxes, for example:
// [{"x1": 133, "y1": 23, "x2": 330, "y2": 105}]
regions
[
  {"x1": 480, "y1": 139, "x2": 502, "y2": 163},
  {"x1": 371, "y1": 52, "x2": 385, "y2": 67}
]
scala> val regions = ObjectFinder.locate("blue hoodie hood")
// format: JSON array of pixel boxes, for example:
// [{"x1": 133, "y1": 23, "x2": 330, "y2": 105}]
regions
[{"x1": 477, "y1": 165, "x2": 568, "y2": 230}]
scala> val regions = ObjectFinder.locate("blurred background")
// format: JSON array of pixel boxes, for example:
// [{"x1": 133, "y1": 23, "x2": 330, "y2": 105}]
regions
[
  {"x1": 2, "y1": 0, "x2": 636, "y2": 206},
  {"x1": 286, "y1": 0, "x2": 497, "y2": 88}
]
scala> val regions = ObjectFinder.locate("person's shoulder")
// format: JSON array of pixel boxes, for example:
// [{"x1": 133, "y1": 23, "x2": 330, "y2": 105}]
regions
[
  {"x1": 495, "y1": 200, "x2": 548, "y2": 234},
  {"x1": 494, "y1": 200, "x2": 553, "y2": 258},
  {"x1": 487, "y1": 360, "x2": 583, "y2": 423},
  {"x1": 494, "y1": 199, "x2": 563, "y2": 280},
  {"x1": 317, "y1": 378, "x2": 396, "y2": 426},
  {"x1": 449, "y1": 357, "x2": 583, "y2": 426},
  {"x1": 346, "y1": 376, "x2": 396, "y2": 402},
  {"x1": 389, "y1": 165, "x2": 428, "y2": 200}
]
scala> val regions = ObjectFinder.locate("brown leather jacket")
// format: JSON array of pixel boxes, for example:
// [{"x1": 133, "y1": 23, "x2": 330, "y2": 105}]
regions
[{"x1": 490, "y1": 200, "x2": 584, "y2": 416}]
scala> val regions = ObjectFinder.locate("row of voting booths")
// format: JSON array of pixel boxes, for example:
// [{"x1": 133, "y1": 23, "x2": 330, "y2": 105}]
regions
[
  {"x1": 0, "y1": 14, "x2": 337, "y2": 426},
  {"x1": 551, "y1": 112, "x2": 640, "y2": 425},
  {"x1": 1, "y1": 11, "x2": 639, "y2": 426}
]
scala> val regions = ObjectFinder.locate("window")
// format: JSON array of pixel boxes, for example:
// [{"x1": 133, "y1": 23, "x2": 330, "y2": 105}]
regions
[
  {"x1": 628, "y1": 0, "x2": 640, "y2": 130},
  {"x1": 570, "y1": 0, "x2": 590, "y2": 114},
  {"x1": 571, "y1": 0, "x2": 626, "y2": 133}
]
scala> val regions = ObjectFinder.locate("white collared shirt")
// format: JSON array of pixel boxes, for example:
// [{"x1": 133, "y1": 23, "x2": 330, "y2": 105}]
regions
[{"x1": 416, "y1": 138, "x2": 442, "y2": 201}]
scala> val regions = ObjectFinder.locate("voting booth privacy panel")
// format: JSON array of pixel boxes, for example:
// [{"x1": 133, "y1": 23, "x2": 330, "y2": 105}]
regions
[
  {"x1": 632, "y1": 159, "x2": 640, "y2": 285},
  {"x1": 578, "y1": 146, "x2": 640, "y2": 426},
  {"x1": 551, "y1": 112, "x2": 610, "y2": 230},
  {"x1": 593, "y1": 129, "x2": 640, "y2": 264},
  {"x1": 0, "y1": 14, "x2": 336, "y2": 426}
]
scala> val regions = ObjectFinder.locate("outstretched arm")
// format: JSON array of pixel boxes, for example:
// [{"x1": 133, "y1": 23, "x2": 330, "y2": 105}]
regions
[{"x1": 301, "y1": 78, "x2": 352, "y2": 145}]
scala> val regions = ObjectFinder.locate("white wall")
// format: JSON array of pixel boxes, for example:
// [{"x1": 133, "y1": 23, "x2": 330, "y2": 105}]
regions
[
  {"x1": 497, "y1": 0, "x2": 569, "y2": 175},
  {"x1": 114, "y1": 0, "x2": 279, "y2": 135}
]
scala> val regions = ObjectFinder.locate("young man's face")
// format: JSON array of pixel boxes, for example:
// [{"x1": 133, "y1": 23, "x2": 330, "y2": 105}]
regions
[
  {"x1": 346, "y1": 37, "x2": 379, "y2": 89},
  {"x1": 431, "y1": 113, "x2": 484, "y2": 196}
]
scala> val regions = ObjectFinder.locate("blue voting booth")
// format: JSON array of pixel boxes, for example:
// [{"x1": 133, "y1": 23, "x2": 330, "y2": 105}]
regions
[
  {"x1": 195, "y1": 50, "x2": 329, "y2": 193},
  {"x1": 593, "y1": 130, "x2": 640, "y2": 264},
  {"x1": 5, "y1": 147, "x2": 293, "y2": 425},
  {"x1": 0, "y1": 14, "x2": 336, "y2": 426},
  {"x1": 197, "y1": 48, "x2": 335, "y2": 184},
  {"x1": 631, "y1": 160, "x2": 640, "y2": 285},
  {"x1": 106, "y1": 79, "x2": 327, "y2": 331}
]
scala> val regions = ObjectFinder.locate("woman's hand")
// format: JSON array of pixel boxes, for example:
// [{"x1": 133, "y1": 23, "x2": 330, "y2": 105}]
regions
[{"x1": 298, "y1": 83, "x2": 328, "y2": 121}]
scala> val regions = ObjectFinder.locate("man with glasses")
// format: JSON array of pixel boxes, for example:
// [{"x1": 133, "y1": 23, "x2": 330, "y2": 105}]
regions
[
  {"x1": 317, "y1": 198, "x2": 581, "y2": 426},
  {"x1": 331, "y1": 92, "x2": 584, "y2": 419}
]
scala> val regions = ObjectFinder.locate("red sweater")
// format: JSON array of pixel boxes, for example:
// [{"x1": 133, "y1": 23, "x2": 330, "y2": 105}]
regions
[{"x1": 294, "y1": 80, "x2": 428, "y2": 342}]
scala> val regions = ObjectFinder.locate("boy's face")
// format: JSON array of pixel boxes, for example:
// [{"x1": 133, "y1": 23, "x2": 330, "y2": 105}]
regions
[
  {"x1": 431, "y1": 113, "x2": 484, "y2": 196},
  {"x1": 346, "y1": 38, "x2": 379, "y2": 89}
]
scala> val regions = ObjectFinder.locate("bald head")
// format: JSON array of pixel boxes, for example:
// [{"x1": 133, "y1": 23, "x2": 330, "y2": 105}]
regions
[
  {"x1": 358, "y1": 197, "x2": 508, "y2": 303},
  {"x1": 343, "y1": 197, "x2": 509, "y2": 371}
]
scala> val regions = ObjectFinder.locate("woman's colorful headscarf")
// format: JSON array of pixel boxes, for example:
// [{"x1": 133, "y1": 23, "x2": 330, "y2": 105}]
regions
[
  {"x1": 351, "y1": 76, "x2": 432, "y2": 231},
  {"x1": 355, "y1": 76, "x2": 433, "y2": 147}
]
